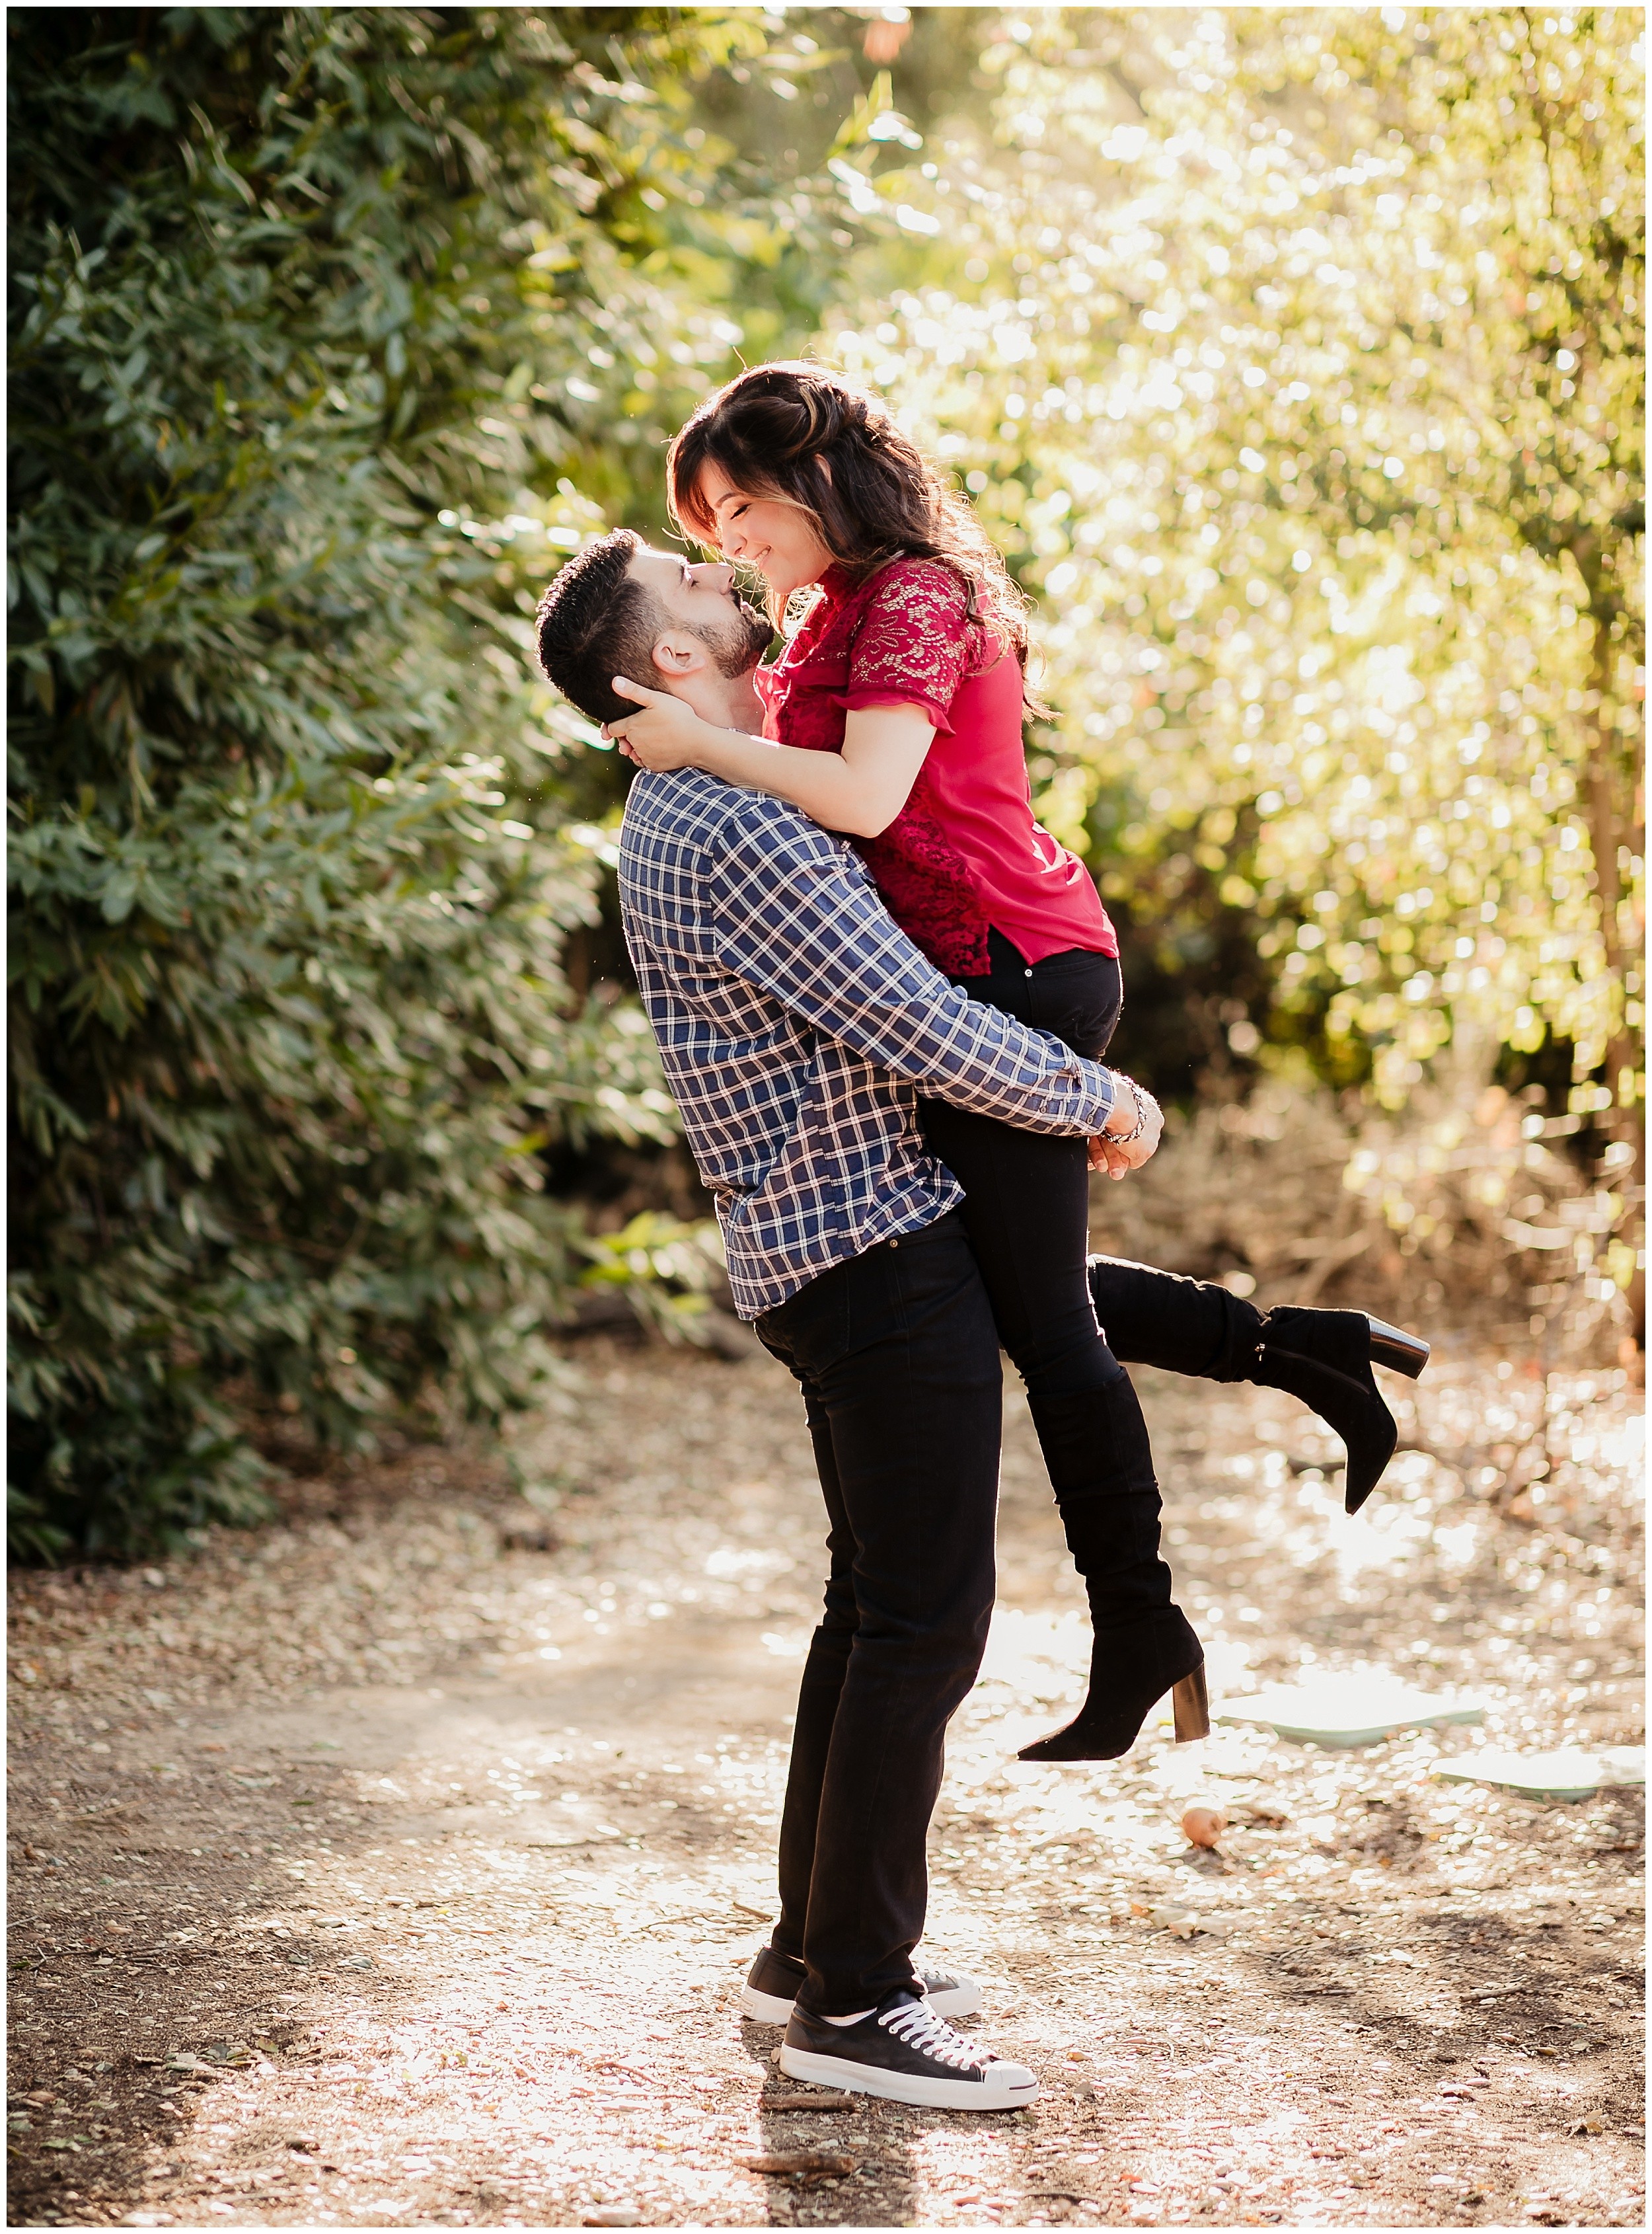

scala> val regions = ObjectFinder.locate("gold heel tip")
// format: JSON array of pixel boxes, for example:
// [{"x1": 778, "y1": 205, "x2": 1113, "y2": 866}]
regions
[{"x1": 1172, "y1": 1665, "x2": 1211, "y2": 1743}]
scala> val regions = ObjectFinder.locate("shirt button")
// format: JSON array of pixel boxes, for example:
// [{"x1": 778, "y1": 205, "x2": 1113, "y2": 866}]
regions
[{"x1": 1024, "y1": 968, "x2": 1033, "y2": 978}]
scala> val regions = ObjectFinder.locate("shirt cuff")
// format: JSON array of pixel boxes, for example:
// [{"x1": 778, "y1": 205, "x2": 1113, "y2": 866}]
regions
[{"x1": 832, "y1": 687, "x2": 955, "y2": 737}]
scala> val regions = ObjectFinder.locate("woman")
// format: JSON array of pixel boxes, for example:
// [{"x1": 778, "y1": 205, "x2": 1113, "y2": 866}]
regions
[{"x1": 608, "y1": 362, "x2": 1427, "y2": 1761}]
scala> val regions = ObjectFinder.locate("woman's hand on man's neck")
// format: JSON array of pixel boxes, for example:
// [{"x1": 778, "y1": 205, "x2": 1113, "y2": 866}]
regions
[
  {"x1": 681, "y1": 664, "x2": 765, "y2": 738},
  {"x1": 636, "y1": 628, "x2": 766, "y2": 737}
]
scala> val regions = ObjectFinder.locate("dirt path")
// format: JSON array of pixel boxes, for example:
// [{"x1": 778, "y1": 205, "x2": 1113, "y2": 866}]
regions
[{"x1": 8, "y1": 1338, "x2": 1644, "y2": 2229}]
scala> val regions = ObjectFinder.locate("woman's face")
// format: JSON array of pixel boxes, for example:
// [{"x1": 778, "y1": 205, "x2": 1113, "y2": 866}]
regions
[{"x1": 693, "y1": 461, "x2": 833, "y2": 603}]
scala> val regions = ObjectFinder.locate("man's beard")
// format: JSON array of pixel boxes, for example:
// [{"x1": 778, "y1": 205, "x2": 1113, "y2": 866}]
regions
[{"x1": 696, "y1": 594, "x2": 774, "y2": 679}]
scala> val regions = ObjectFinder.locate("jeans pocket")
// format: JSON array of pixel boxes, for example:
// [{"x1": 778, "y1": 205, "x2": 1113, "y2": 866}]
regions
[
  {"x1": 1061, "y1": 998, "x2": 1123, "y2": 1063},
  {"x1": 872, "y1": 1215, "x2": 985, "y2": 1342},
  {"x1": 1026, "y1": 955, "x2": 1122, "y2": 1062},
  {"x1": 757, "y1": 1259, "x2": 852, "y2": 1379},
  {"x1": 1032, "y1": 945, "x2": 1113, "y2": 977}
]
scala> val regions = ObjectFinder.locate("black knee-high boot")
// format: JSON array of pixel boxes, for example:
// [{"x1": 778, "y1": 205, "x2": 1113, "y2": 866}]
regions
[
  {"x1": 1084, "y1": 1256, "x2": 1429, "y2": 1516},
  {"x1": 1016, "y1": 1374, "x2": 1207, "y2": 1763}
]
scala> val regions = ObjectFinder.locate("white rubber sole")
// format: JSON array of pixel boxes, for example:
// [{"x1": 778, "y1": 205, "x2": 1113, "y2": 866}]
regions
[
  {"x1": 740, "y1": 1978, "x2": 981, "y2": 2026},
  {"x1": 777, "y1": 2040, "x2": 1038, "y2": 2112},
  {"x1": 739, "y1": 1984, "x2": 800, "y2": 2024}
]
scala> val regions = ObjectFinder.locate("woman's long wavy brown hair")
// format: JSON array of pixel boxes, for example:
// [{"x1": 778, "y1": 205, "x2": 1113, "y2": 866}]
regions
[{"x1": 667, "y1": 362, "x2": 1044, "y2": 709}]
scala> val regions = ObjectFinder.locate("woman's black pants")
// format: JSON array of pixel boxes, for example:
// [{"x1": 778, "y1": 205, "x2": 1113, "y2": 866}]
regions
[
  {"x1": 918, "y1": 933, "x2": 1182, "y2": 1636},
  {"x1": 920, "y1": 931, "x2": 1129, "y2": 1398},
  {"x1": 918, "y1": 929, "x2": 1267, "y2": 1396}
]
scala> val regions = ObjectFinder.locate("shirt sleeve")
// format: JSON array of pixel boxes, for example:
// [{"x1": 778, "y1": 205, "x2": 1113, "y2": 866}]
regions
[
  {"x1": 841, "y1": 561, "x2": 973, "y2": 734},
  {"x1": 707, "y1": 796, "x2": 1115, "y2": 1136}
]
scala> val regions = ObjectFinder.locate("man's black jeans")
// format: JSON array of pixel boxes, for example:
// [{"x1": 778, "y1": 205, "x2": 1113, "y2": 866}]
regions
[{"x1": 755, "y1": 1211, "x2": 1001, "y2": 2017}]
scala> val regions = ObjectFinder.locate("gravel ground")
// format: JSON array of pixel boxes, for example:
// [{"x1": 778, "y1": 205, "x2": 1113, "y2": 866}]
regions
[{"x1": 7, "y1": 1335, "x2": 1645, "y2": 2230}]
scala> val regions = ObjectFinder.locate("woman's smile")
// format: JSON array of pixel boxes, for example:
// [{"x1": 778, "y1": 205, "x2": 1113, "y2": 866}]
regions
[{"x1": 693, "y1": 463, "x2": 833, "y2": 602}]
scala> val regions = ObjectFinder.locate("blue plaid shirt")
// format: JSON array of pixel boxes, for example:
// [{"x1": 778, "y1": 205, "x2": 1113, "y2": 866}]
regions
[{"x1": 618, "y1": 768, "x2": 1119, "y2": 1321}]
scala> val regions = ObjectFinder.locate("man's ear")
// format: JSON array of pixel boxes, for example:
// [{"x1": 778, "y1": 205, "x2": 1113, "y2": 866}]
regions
[{"x1": 649, "y1": 631, "x2": 711, "y2": 681}]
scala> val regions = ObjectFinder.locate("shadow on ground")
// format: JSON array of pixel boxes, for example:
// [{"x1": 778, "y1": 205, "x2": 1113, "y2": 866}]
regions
[{"x1": 8, "y1": 1338, "x2": 1645, "y2": 2227}]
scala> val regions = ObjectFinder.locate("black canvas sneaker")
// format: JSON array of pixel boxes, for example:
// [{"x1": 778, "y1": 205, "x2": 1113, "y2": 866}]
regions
[
  {"x1": 739, "y1": 1943, "x2": 981, "y2": 2025},
  {"x1": 778, "y1": 1987, "x2": 1037, "y2": 2111}
]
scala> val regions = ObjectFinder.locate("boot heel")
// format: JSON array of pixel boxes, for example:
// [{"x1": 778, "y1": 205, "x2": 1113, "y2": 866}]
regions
[
  {"x1": 1364, "y1": 1316, "x2": 1430, "y2": 1379},
  {"x1": 1172, "y1": 1664, "x2": 1210, "y2": 1742}
]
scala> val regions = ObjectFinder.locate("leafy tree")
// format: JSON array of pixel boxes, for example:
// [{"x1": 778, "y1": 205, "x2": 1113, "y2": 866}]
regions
[
  {"x1": 819, "y1": 6, "x2": 1643, "y2": 1133},
  {"x1": 13, "y1": 5, "x2": 1640, "y2": 1564},
  {"x1": 6, "y1": 5, "x2": 792, "y2": 1559}
]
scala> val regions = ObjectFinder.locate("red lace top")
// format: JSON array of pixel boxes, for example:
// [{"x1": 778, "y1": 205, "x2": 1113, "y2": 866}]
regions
[{"x1": 753, "y1": 558, "x2": 1117, "y2": 978}]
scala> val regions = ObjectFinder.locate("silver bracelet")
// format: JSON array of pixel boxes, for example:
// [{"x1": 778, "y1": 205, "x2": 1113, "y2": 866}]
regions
[{"x1": 1104, "y1": 1075, "x2": 1148, "y2": 1145}]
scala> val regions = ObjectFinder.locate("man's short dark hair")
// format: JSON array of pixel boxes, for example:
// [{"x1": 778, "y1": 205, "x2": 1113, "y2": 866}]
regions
[{"x1": 534, "y1": 529, "x2": 664, "y2": 724}]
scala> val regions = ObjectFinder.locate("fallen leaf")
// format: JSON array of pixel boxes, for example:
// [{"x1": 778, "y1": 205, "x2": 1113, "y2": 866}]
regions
[{"x1": 582, "y1": 2210, "x2": 642, "y2": 2227}]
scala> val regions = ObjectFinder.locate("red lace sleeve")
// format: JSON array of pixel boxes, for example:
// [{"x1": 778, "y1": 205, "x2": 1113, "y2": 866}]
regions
[{"x1": 841, "y1": 561, "x2": 973, "y2": 735}]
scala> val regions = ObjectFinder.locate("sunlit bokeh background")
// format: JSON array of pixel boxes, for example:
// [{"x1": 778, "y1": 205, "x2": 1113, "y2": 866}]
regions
[{"x1": 10, "y1": 7, "x2": 1643, "y2": 1557}]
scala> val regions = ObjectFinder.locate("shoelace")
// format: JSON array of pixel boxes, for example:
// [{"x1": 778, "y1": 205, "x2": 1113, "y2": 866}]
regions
[{"x1": 879, "y1": 1998, "x2": 990, "y2": 2072}]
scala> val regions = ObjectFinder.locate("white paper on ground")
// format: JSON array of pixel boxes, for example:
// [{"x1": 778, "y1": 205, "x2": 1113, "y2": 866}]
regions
[
  {"x1": 1434, "y1": 1746, "x2": 1646, "y2": 1800},
  {"x1": 1214, "y1": 1675, "x2": 1484, "y2": 1748}
]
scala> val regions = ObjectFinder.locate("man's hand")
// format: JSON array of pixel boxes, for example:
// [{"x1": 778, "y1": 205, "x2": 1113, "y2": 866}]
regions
[
  {"x1": 605, "y1": 676, "x2": 716, "y2": 771},
  {"x1": 1088, "y1": 1134, "x2": 1135, "y2": 1180},
  {"x1": 1089, "y1": 1077, "x2": 1163, "y2": 1180}
]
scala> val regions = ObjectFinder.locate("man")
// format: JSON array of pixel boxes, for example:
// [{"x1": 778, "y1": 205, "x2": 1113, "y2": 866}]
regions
[{"x1": 536, "y1": 531, "x2": 1159, "y2": 2109}]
